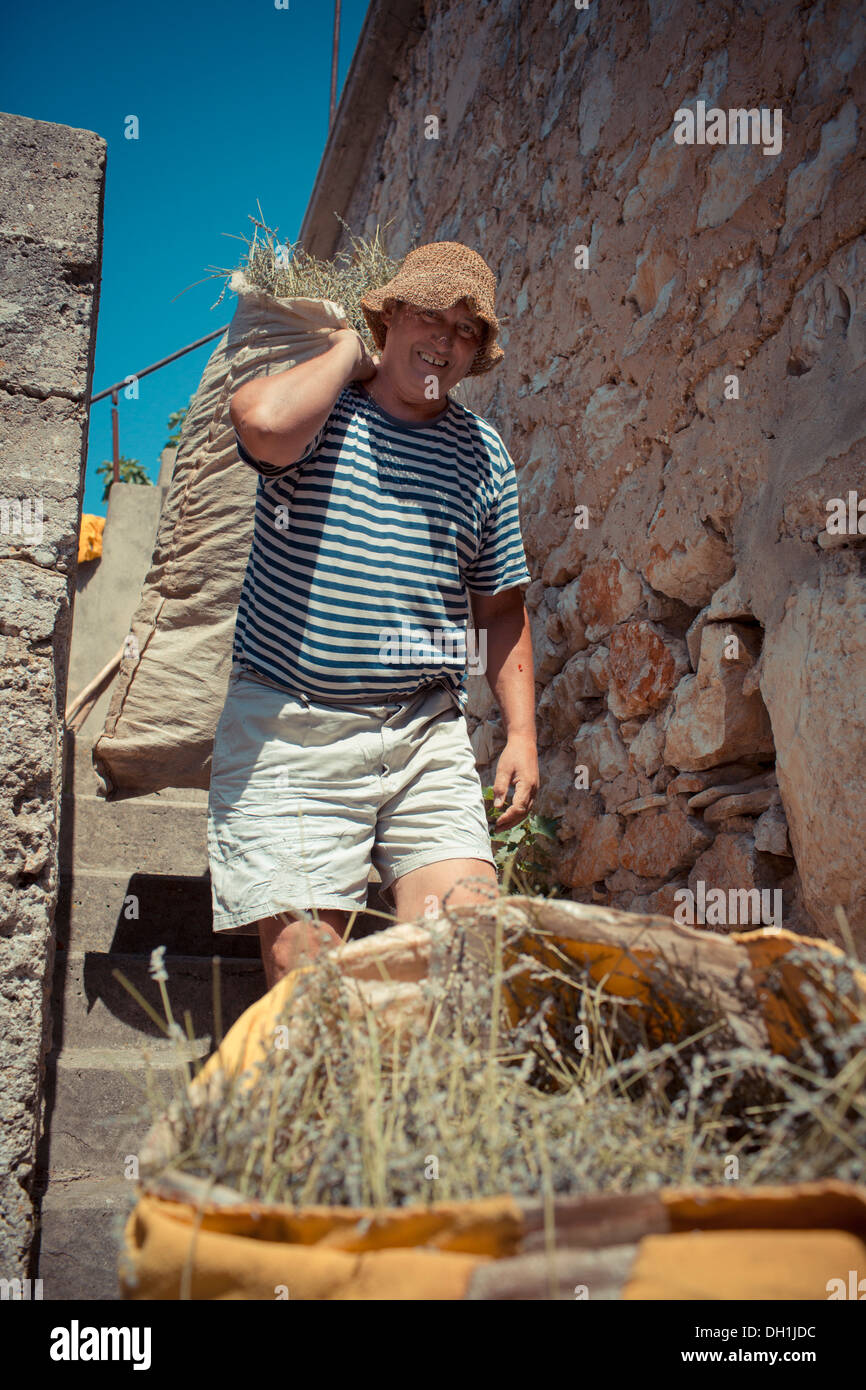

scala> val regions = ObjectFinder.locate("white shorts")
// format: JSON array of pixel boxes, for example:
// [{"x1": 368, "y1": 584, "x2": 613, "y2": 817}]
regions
[{"x1": 206, "y1": 667, "x2": 496, "y2": 933}]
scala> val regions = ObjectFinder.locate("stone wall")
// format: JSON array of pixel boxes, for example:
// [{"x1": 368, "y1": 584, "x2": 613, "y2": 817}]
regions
[
  {"x1": 0, "y1": 112, "x2": 104, "y2": 1276},
  {"x1": 335, "y1": 0, "x2": 865, "y2": 945}
]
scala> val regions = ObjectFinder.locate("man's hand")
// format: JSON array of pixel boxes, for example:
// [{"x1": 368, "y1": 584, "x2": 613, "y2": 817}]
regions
[
  {"x1": 491, "y1": 733, "x2": 539, "y2": 831},
  {"x1": 331, "y1": 328, "x2": 379, "y2": 383}
]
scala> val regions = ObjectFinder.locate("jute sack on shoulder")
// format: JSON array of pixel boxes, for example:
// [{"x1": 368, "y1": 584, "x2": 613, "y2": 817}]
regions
[{"x1": 92, "y1": 273, "x2": 349, "y2": 797}]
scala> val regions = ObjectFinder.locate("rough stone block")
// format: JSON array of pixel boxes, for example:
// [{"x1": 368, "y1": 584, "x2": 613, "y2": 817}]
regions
[
  {"x1": 618, "y1": 800, "x2": 712, "y2": 879},
  {"x1": 607, "y1": 620, "x2": 689, "y2": 719},
  {"x1": 664, "y1": 624, "x2": 775, "y2": 771},
  {"x1": 578, "y1": 556, "x2": 643, "y2": 641},
  {"x1": 761, "y1": 568, "x2": 866, "y2": 945}
]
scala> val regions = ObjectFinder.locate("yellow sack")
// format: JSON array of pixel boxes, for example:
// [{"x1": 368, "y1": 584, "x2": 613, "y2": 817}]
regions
[
  {"x1": 78, "y1": 512, "x2": 105, "y2": 563},
  {"x1": 121, "y1": 1176, "x2": 866, "y2": 1301},
  {"x1": 122, "y1": 899, "x2": 866, "y2": 1300}
]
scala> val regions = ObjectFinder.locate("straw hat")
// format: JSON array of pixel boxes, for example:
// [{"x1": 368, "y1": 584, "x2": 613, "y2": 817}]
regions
[{"x1": 360, "y1": 241, "x2": 504, "y2": 376}]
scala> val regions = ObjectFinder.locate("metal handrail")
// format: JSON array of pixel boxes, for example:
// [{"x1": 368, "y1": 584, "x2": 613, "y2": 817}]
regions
[{"x1": 88, "y1": 325, "x2": 230, "y2": 483}]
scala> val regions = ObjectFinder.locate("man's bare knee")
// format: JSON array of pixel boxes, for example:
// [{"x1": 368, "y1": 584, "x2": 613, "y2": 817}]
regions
[{"x1": 257, "y1": 908, "x2": 348, "y2": 990}]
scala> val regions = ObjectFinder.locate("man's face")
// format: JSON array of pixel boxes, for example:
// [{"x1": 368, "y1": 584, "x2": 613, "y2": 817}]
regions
[{"x1": 379, "y1": 299, "x2": 485, "y2": 399}]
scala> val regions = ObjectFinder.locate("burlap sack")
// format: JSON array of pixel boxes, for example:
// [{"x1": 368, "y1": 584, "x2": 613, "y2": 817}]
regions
[{"x1": 92, "y1": 274, "x2": 350, "y2": 797}]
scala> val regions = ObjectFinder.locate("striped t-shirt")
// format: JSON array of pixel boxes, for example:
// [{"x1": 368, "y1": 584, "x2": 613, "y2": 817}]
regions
[{"x1": 231, "y1": 380, "x2": 531, "y2": 709}]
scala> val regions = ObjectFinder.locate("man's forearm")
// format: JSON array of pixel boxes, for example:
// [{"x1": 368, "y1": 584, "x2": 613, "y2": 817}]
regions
[
  {"x1": 483, "y1": 603, "x2": 536, "y2": 740},
  {"x1": 229, "y1": 330, "x2": 360, "y2": 471}
]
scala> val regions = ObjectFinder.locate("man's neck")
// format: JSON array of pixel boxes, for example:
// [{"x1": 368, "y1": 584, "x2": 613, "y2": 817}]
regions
[{"x1": 360, "y1": 373, "x2": 450, "y2": 424}]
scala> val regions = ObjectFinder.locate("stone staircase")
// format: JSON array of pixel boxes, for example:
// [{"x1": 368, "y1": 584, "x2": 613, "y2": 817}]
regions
[{"x1": 35, "y1": 724, "x2": 391, "y2": 1300}]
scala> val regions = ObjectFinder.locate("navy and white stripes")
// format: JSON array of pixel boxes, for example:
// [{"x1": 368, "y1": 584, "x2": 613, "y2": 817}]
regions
[{"x1": 231, "y1": 381, "x2": 531, "y2": 708}]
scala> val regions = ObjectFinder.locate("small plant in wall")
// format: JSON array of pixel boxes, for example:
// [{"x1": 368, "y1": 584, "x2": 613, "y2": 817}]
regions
[
  {"x1": 95, "y1": 455, "x2": 154, "y2": 504},
  {"x1": 482, "y1": 786, "x2": 563, "y2": 897}
]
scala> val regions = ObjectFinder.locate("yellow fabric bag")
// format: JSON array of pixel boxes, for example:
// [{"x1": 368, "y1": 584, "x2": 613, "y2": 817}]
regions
[
  {"x1": 122, "y1": 900, "x2": 866, "y2": 1300},
  {"x1": 121, "y1": 1179, "x2": 866, "y2": 1301},
  {"x1": 78, "y1": 512, "x2": 105, "y2": 563}
]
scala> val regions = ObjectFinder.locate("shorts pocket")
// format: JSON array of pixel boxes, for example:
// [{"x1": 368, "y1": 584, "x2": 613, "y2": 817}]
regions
[{"x1": 210, "y1": 830, "x2": 351, "y2": 919}]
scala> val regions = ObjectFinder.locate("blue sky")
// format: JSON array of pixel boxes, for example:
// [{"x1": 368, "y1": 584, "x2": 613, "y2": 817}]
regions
[{"x1": 3, "y1": 0, "x2": 370, "y2": 515}]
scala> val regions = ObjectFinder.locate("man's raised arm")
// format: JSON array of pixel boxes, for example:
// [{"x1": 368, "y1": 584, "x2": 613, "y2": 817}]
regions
[{"x1": 229, "y1": 328, "x2": 377, "y2": 472}]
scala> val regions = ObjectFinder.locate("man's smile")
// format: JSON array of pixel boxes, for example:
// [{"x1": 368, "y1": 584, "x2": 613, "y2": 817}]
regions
[{"x1": 417, "y1": 349, "x2": 448, "y2": 368}]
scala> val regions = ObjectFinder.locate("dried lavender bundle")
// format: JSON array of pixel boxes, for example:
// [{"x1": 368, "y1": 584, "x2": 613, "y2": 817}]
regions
[
  {"x1": 137, "y1": 912, "x2": 866, "y2": 1208},
  {"x1": 201, "y1": 204, "x2": 402, "y2": 352}
]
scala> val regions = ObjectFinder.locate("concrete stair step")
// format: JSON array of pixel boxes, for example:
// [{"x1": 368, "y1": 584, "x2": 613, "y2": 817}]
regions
[
  {"x1": 60, "y1": 791, "x2": 208, "y2": 877},
  {"x1": 37, "y1": 1175, "x2": 137, "y2": 1301},
  {"x1": 39, "y1": 1046, "x2": 204, "y2": 1180},
  {"x1": 38, "y1": 720, "x2": 400, "y2": 1302},
  {"x1": 51, "y1": 949, "x2": 264, "y2": 1053},
  {"x1": 56, "y1": 868, "x2": 260, "y2": 957}
]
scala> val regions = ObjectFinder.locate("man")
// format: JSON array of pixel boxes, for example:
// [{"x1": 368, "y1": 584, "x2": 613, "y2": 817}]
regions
[{"x1": 208, "y1": 240, "x2": 537, "y2": 990}]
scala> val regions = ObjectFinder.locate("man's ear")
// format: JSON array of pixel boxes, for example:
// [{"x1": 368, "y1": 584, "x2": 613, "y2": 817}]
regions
[{"x1": 379, "y1": 298, "x2": 401, "y2": 329}]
